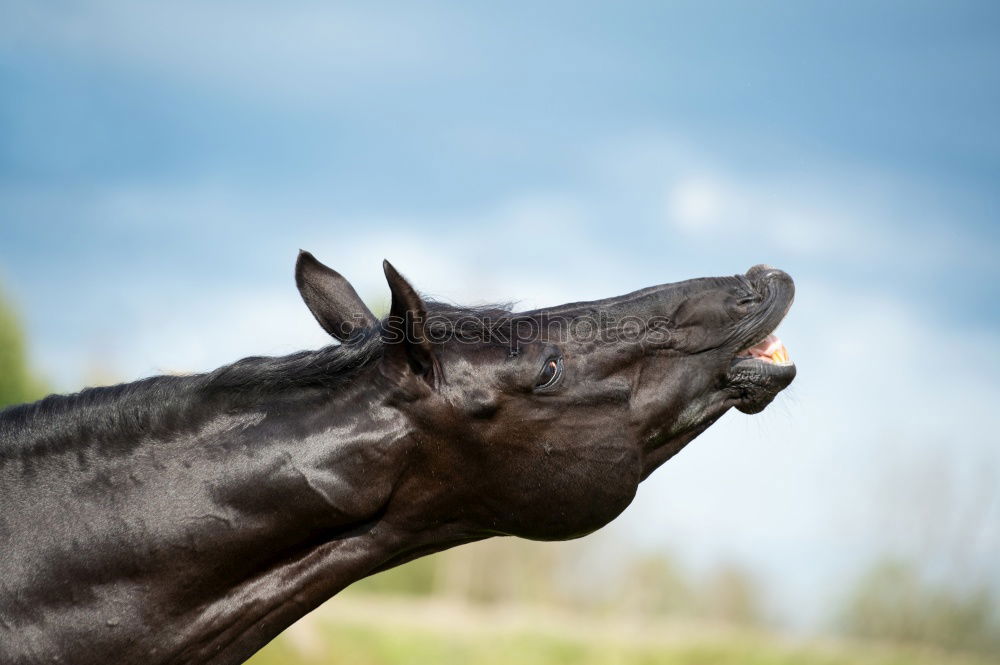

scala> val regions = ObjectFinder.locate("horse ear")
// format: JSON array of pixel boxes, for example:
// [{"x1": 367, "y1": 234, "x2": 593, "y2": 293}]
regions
[
  {"x1": 382, "y1": 260, "x2": 438, "y2": 383},
  {"x1": 295, "y1": 250, "x2": 378, "y2": 342}
]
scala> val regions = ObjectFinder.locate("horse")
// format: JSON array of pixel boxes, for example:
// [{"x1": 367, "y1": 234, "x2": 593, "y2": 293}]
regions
[{"x1": 0, "y1": 253, "x2": 795, "y2": 664}]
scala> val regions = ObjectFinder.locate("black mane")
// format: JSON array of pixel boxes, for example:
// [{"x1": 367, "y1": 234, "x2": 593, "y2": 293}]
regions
[
  {"x1": 423, "y1": 301, "x2": 517, "y2": 345},
  {"x1": 201, "y1": 327, "x2": 384, "y2": 397},
  {"x1": 0, "y1": 304, "x2": 517, "y2": 459},
  {"x1": 0, "y1": 330, "x2": 385, "y2": 460}
]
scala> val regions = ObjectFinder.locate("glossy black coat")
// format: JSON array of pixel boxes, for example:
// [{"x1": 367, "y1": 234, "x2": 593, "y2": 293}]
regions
[{"x1": 0, "y1": 254, "x2": 795, "y2": 664}]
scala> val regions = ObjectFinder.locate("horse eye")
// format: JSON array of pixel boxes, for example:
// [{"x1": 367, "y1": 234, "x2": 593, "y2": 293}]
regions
[{"x1": 534, "y1": 356, "x2": 563, "y2": 390}]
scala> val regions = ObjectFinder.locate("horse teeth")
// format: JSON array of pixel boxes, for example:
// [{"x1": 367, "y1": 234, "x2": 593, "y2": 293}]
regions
[{"x1": 742, "y1": 333, "x2": 791, "y2": 364}]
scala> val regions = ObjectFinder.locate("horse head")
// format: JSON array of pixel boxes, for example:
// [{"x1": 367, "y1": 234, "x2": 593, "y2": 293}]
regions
[{"x1": 296, "y1": 252, "x2": 796, "y2": 542}]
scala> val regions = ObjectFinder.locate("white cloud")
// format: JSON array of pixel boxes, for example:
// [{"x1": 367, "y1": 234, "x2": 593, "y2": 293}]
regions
[
  {"x1": 667, "y1": 177, "x2": 725, "y2": 232},
  {"x1": 591, "y1": 132, "x2": 994, "y2": 274},
  {"x1": 662, "y1": 171, "x2": 891, "y2": 259}
]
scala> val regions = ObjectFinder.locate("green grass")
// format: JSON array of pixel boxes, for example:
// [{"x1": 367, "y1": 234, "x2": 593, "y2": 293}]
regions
[{"x1": 245, "y1": 598, "x2": 997, "y2": 665}]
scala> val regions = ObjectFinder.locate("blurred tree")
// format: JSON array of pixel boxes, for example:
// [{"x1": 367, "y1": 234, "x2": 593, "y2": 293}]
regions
[
  {"x1": 840, "y1": 558, "x2": 1000, "y2": 656},
  {"x1": 701, "y1": 563, "x2": 763, "y2": 626},
  {"x1": 346, "y1": 555, "x2": 438, "y2": 597},
  {"x1": 0, "y1": 287, "x2": 47, "y2": 408},
  {"x1": 347, "y1": 537, "x2": 563, "y2": 606},
  {"x1": 435, "y1": 538, "x2": 560, "y2": 606},
  {"x1": 616, "y1": 551, "x2": 697, "y2": 617}
]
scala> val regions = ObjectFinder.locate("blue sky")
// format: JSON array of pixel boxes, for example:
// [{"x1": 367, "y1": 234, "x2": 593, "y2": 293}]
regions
[{"x1": 2, "y1": 1, "x2": 999, "y2": 626}]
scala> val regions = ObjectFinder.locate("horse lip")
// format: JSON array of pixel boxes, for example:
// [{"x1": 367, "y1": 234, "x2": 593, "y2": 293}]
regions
[
  {"x1": 735, "y1": 267, "x2": 795, "y2": 352},
  {"x1": 729, "y1": 355, "x2": 797, "y2": 374}
]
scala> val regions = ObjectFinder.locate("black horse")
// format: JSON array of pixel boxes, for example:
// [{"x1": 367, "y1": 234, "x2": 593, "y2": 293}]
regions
[{"x1": 0, "y1": 253, "x2": 795, "y2": 664}]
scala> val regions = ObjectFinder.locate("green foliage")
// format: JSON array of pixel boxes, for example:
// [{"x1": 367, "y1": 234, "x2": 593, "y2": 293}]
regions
[
  {"x1": 701, "y1": 563, "x2": 764, "y2": 626},
  {"x1": 613, "y1": 554, "x2": 764, "y2": 626},
  {"x1": 247, "y1": 601, "x2": 996, "y2": 665},
  {"x1": 344, "y1": 539, "x2": 564, "y2": 605},
  {"x1": 839, "y1": 559, "x2": 1000, "y2": 657},
  {"x1": 0, "y1": 288, "x2": 46, "y2": 408},
  {"x1": 615, "y1": 552, "x2": 697, "y2": 616},
  {"x1": 343, "y1": 539, "x2": 765, "y2": 630},
  {"x1": 348, "y1": 555, "x2": 439, "y2": 597}
]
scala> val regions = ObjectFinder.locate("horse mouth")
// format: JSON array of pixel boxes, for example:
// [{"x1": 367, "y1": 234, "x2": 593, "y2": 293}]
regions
[
  {"x1": 735, "y1": 333, "x2": 792, "y2": 366},
  {"x1": 729, "y1": 332, "x2": 796, "y2": 414},
  {"x1": 728, "y1": 267, "x2": 796, "y2": 414}
]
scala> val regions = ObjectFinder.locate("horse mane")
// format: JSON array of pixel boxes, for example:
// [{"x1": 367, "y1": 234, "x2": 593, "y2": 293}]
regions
[
  {"x1": 0, "y1": 303, "x2": 516, "y2": 460},
  {"x1": 422, "y1": 300, "x2": 517, "y2": 344},
  {"x1": 0, "y1": 330, "x2": 385, "y2": 460},
  {"x1": 201, "y1": 328, "x2": 384, "y2": 397},
  {"x1": 201, "y1": 300, "x2": 518, "y2": 395}
]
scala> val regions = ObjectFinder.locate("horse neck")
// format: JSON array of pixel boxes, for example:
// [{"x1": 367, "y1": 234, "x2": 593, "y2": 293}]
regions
[
  {"x1": 155, "y1": 376, "x2": 479, "y2": 664},
  {"x1": 1, "y1": 370, "x2": 444, "y2": 665}
]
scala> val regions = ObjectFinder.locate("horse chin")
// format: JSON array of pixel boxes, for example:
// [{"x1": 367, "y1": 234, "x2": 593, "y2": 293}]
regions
[{"x1": 728, "y1": 357, "x2": 797, "y2": 414}]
